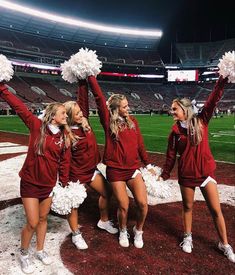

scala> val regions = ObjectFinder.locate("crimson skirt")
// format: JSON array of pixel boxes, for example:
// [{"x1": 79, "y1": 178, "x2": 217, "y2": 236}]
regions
[
  {"x1": 179, "y1": 172, "x2": 216, "y2": 187},
  {"x1": 20, "y1": 180, "x2": 53, "y2": 200},
  {"x1": 106, "y1": 166, "x2": 140, "y2": 182},
  {"x1": 70, "y1": 167, "x2": 100, "y2": 184}
]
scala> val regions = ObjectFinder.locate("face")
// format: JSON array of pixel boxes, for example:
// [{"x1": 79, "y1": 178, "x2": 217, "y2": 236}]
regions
[
  {"x1": 171, "y1": 102, "x2": 186, "y2": 121},
  {"x1": 51, "y1": 106, "x2": 68, "y2": 125},
  {"x1": 73, "y1": 104, "x2": 83, "y2": 124},
  {"x1": 118, "y1": 99, "x2": 130, "y2": 118}
]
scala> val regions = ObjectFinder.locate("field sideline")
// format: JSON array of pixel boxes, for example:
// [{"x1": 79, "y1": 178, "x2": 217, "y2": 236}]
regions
[{"x1": 0, "y1": 114, "x2": 234, "y2": 163}]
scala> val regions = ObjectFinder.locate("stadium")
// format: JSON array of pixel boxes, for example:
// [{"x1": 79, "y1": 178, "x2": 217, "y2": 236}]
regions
[{"x1": 0, "y1": 0, "x2": 234, "y2": 274}]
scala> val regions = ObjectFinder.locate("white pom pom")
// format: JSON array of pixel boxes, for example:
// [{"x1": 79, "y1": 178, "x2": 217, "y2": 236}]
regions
[
  {"x1": 51, "y1": 184, "x2": 72, "y2": 215},
  {"x1": 66, "y1": 181, "x2": 87, "y2": 209},
  {"x1": 61, "y1": 48, "x2": 102, "y2": 82},
  {"x1": 140, "y1": 166, "x2": 172, "y2": 199},
  {"x1": 218, "y1": 51, "x2": 235, "y2": 83},
  {"x1": 0, "y1": 54, "x2": 14, "y2": 82},
  {"x1": 61, "y1": 59, "x2": 78, "y2": 84},
  {"x1": 51, "y1": 181, "x2": 87, "y2": 215}
]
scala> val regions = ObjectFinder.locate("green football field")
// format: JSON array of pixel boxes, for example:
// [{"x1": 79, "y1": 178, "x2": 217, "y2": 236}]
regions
[{"x1": 0, "y1": 114, "x2": 234, "y2": 163}]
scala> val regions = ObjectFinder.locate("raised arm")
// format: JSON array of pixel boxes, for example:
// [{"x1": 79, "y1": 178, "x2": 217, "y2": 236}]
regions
[
  {"x1": 87, "y1": 76, "x2": 109, "y2": 130},
  {"x1": 77, "y1": 80, "x2": 89, "y2": 119},
  {"x1": 199, "y1": 76, "x2": 227, "y2": 124},
  {"x1": 161, "y1": 131, "x2": 177, "y2": 180},
  {"x1": 0, "y1": 83, "x2": 37, "y2": 129}
]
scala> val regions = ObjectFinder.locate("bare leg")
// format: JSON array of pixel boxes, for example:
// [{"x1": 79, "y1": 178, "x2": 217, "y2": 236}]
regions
[
  {"x1": 67, "y1": 208, "x2": 80, "y2": 232},
  {"x1": 90, "y1": 174, "x2": 112, "y2": 221},
  {"x1": 200, "y1": 182, "x2": 228, "y2": 244},
  {"x1": 180, "y1": 185, "x2": 195, "y2": 234},
  {"x1": 111, "y1": 181, "x2": 129, "y2": 229},
  {"x1": 127, "y1": 174, "x2": 148, "y2": 231},
  {"x1": 36, "y1": 197, "x2": 52, "y2": 251},
  {"x1": 21, "y1": 198, "x2": 40, "y2": 250}
]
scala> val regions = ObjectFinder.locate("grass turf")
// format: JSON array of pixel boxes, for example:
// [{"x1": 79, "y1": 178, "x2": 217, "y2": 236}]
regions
[{"x1": 0, "y1": 114, "x2": 234, "y2": 163}]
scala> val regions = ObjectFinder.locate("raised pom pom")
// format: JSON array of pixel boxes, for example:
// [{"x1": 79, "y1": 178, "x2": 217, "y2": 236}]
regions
[
  {"x1": 60, "y1": 60, "x2": 78, "y2": 84},
  {"x1": 61, "y1": 48, "x2": 102, "y2": 82},
  {"x1": 140, "y1": 166, "x2": 172, "y2": 199},
  {"x1": 0, "y1": 54, "x2": 14, "y2": 82},
  {"x1": 51, "y1": 181, "x2": 87, "y2": 215},
  {"x1": 218, "y1": 51, "x2": 235, "y2": 83}
]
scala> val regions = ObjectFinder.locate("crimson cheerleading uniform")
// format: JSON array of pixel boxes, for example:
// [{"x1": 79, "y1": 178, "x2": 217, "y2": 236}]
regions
[
  {"x1": 161, "y1": 76, "x2": 227, "y2": 187},
  {"x1": 88, "y1": 76, "x2": 151, "y2": 182},
  {"x1": 0, "y1": 84, "x2": 70, "y2": 198},
  {"x1": 69, "y1": 80, "x2": 101, "y2": 184}
]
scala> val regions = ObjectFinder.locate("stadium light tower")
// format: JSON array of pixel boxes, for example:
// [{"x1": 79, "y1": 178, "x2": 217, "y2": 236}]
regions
[{"x1": 0, "y1": 0, "x2": 163, "y2": 38}]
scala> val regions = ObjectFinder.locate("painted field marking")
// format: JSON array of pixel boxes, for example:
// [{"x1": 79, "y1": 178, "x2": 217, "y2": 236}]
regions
[{"x1": 0, "y1": 142, "x2": 28, "y2": 155}]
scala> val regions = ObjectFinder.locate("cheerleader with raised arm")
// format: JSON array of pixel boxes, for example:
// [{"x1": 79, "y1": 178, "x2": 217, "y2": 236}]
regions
[
  {"x1": 0, "y1": 55, "x2": 70, "y2": 274},
  {"x1": 63, "y1": 79, "x2": 118, "y2": 250},
  {"x1": 88, "y1": 76, "x2": 155, "y2": 248},
  {"x1": 160, "y1": 70, "x2": 235, "y2": 263}
]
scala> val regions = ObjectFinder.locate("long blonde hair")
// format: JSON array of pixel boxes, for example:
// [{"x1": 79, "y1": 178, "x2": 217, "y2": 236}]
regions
[
  {"x1": 63, "y1": 101, "x2": 90, "y2": 144},
  {"x1": 36, "y1": 102, "x2": 66, "y2": 155},
  {"x1": 173, "y1": 98, "x2": 203, "y2": 146},
  {"x1": 107, "y1": 94, "x2": 134, "y2": 138}
]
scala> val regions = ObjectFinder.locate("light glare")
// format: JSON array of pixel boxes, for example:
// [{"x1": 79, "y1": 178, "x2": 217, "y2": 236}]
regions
[{"x1": 0, "y1": 1, "x2": 162, "y2": 37}]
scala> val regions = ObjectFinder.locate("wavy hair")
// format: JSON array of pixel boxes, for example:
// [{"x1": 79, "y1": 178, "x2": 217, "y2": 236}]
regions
[
  {"x1": 173, "y1": 98, "x2": 203, "y2": 146},
  {"x1": 106, "y1": 94, "x2": 134, "y2": 138},
  {"x1": 36, "y1": 102, "x2": 66, "y2": 155},
  {"x1": 63, "y1": 101, "x2": 90, "y2": 144}
]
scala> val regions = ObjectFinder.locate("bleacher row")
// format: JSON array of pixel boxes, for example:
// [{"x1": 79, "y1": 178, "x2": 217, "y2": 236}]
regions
[
  {"x1": 0, "y1": 75, "x2": 234, "y2": 113},
  {"x1": 0, "y1": 28, "x2": 162, "y2": 66}
]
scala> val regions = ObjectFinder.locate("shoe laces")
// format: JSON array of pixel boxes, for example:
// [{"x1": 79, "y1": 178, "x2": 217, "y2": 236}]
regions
[
  {"x1": 120, "y1": 230, "x2": 130, "y2": 240},
  {"x1": 37, "y1": 251, "x2": 49, "y2": 261},
  {"x1": 105, "y1": 220, "x2": 114, "y2": 227},
  {"x1": 21, "y1": 255, "x2": 33, "y2": 268},
  {"x1": 74, "y1": 233, "x2": 85, "y2": 243},
  {"x1": 180, "y1": 236, "x2": 193, "y2": 248},
  {"x1": 223, "y1": 245, "x2": 234, "y2": 257}
]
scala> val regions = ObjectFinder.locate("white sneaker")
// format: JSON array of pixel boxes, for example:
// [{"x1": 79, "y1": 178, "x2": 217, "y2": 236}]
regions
[
  {"x1": 133, "y1": 226, "x2": 144, "y2": 248},
  {"x1": 72, "y1": 233, "x2": 88, "y2": 250},
  {"x1": 180, "y1": 234, "x2": 193, "y2": 253},
  {"x1": 119, "y1": 229, "x2": 130, "y2": 248},
  {"x1": 35, "y1": 250, "x2": 53, "y2": 265},
  {"x1": 218, "y1": 242, "x2": 235, "y2": 263},
  {"x1": 97, "y1": 220, "x2": 118, "y2": 234},
  {"x1": 19, "y1": 254, "x2": 35, "y2": 274}
]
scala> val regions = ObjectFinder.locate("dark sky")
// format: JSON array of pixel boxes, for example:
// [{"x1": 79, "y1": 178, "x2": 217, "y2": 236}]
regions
[{"x1": 14, "y1": 0, "x2": 235, "y2": 62}]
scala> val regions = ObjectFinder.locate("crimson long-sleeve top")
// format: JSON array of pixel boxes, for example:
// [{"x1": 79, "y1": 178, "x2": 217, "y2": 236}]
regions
[
  {"x1": 0, "y1": 84, "x2": 70, "y2": 187},
  {"x1": 69, "y1": 80, "x2": 101, "y2": 182},
  {"x1": 88, "y1": 76, "x2": 150, "y2": 170},
  {"x1": 161, "y1": 76, "x2": 227, "y2": 185}
]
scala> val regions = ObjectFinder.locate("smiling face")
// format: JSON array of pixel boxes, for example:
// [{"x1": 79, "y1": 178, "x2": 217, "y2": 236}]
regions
[
  {"x1": 118, "y1": 99, "x2": 130, "y2": 118},
  {"x1": 72, "y1": 103, "x2": 83, "y2": 124},
  {"x1": 171, "y1": 101, "x2": 186, "y2": 121},
  {"x1": 51, "y1": 105, "x2": 68, "y2": 126}
]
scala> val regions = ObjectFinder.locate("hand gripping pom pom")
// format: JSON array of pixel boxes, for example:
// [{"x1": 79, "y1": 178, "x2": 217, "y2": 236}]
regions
[
  {"x1": 0, "y1": 54, "x2": 14, "y2": 82},
  {"x1": 140, "y1": 166, "x2": 172, "y2": 199},
  {"x1": 51, "y1": 181, "x2": 87, "y2": 215},
  {"x1": 61, "y1": 48, "x2": 102, "y2": 82},
  {"x1": 218, "y1": 51, "x2": 235, "y2": 83}
]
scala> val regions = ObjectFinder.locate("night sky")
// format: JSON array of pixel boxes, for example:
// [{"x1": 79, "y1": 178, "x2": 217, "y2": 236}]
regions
[{"x1": 13, "y1": 0, "x2": 235, "y2": 62}]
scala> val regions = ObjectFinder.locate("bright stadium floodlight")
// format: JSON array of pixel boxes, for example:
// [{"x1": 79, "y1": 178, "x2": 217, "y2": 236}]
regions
[{"x1": 0, "y1": 0, "x2": 162, "y2": 37}]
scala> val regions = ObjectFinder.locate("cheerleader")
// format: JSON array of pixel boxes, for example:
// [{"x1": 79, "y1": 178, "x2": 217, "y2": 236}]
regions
[
  {"x1": 63, "y1": 79, "x2": 118, "y2": 250},
  {"x1": 87, "y1": 76, "x2": 155, "y2": 248},
  {"x1": 0, "y1": 83, "x2": 70, "y2": 273},
  {"x1": 160, "y1": 76, "x2": 235, "y2": 262}
]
